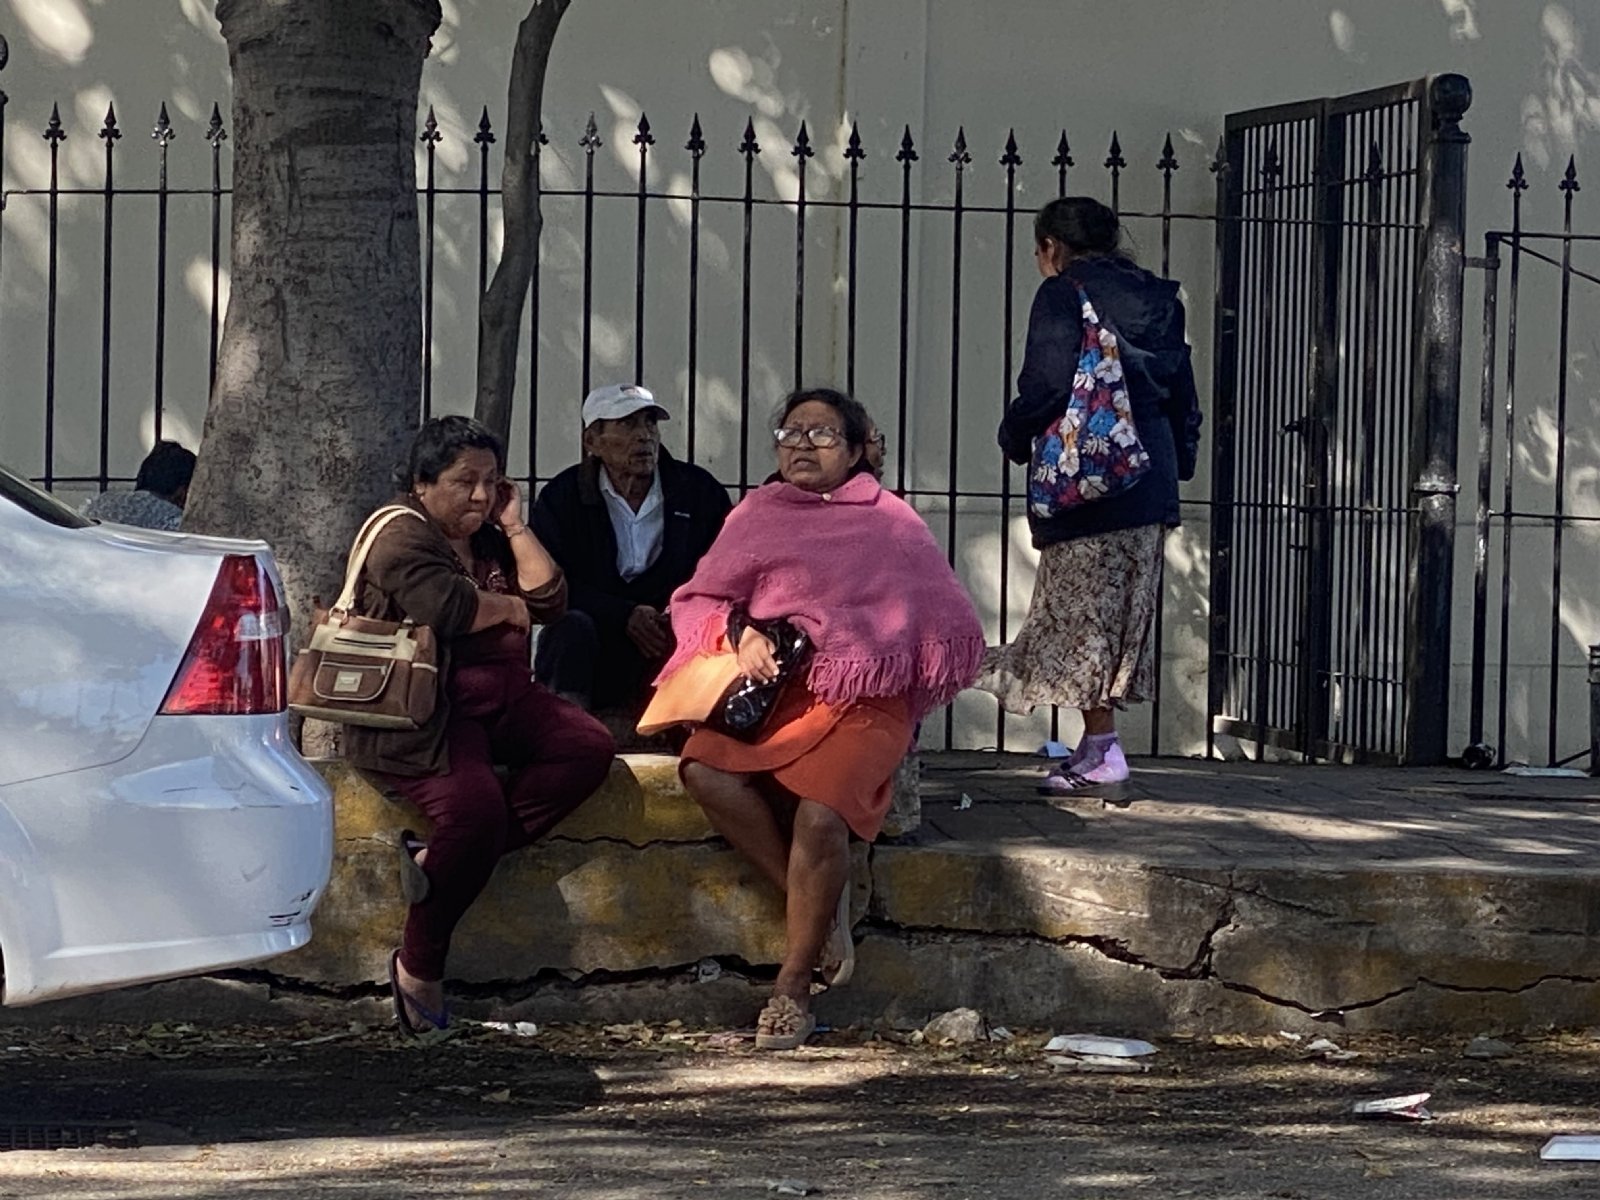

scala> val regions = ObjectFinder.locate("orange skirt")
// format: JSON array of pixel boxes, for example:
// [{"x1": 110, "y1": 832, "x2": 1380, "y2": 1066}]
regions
[{"x1": 681, "y1": 683, "x2": 913, "y2": 841}]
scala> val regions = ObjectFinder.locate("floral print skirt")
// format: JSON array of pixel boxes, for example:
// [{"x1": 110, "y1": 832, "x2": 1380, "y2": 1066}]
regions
[{"x1": 977, "y1": 524, "x2": 1164, "y2": 714}]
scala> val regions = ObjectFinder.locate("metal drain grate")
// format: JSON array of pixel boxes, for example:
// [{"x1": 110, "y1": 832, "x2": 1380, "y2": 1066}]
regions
[{"x1": 0, "y1": 1123, "x2": 139, "y2": 1151}]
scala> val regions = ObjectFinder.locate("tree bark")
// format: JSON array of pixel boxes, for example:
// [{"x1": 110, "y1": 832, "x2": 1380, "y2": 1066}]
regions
[
  {"x1": 474, "y1": 0, "x2": 570, "y2": 442},
  {"x1": 188, "y1": 0, "x2": 442, "y2": 657}
]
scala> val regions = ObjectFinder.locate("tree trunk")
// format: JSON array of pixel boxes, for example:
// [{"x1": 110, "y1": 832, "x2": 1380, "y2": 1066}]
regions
[
  {"x1": 475, "y1": 0, "x2": 570, "y2": 442},
  {"x1": 188, "y1": 0, "x2": 442, "y2": 665}
]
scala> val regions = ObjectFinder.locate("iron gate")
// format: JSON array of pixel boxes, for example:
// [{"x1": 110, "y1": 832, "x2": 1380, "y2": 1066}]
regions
[{"x1": 1207, "y1": 75, "x2": 1471, "y2": 765}]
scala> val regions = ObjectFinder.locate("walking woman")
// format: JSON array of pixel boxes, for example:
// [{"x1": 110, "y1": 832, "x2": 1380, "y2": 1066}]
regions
[{"x1": 979, "y1": 197, "x2": 1201, "y2": 791}]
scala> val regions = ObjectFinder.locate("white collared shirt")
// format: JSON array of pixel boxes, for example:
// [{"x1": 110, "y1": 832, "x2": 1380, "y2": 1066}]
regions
[{"x1": 598, "y1": 468, "x2": 665, "y2": 581}]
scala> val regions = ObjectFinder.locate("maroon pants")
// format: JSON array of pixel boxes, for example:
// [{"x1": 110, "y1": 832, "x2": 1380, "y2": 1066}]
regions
[{"x1": 385, "y1": 667, "x2": 614, "y2": 980}]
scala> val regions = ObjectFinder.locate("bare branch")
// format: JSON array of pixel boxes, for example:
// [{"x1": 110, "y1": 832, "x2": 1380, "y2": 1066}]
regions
[{"x1": 474, "y1": 0, "x2": 571, "y2": 442}]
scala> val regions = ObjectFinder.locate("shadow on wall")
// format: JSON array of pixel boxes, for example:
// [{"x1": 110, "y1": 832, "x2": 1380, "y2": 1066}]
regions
[{"x1": 2, "y1": 0, "x2": 1598, "y2": 755}]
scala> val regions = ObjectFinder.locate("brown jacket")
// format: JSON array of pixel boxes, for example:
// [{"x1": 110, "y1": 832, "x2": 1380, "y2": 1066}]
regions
[{"x1": 341, "y1": 496, "x2": 566, "y2": 776}]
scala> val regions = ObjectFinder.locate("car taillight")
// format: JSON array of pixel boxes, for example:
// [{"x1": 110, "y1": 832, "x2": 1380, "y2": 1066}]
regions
[{"x1": 160, "y1": 553, "x2": 288, "y2": 716}]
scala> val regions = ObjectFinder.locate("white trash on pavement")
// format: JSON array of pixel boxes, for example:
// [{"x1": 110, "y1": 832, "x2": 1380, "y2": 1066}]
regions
[
  {"x1": 1044, "y1": 1034, "x2": 1157, "y2": 1058},
  {"x1": 1351, "y1": 1092, "x2": 1434, "y2": 1121},
  {"x1": 1541, "y1": 1135, "x2": 1600, "y2": 1161}
]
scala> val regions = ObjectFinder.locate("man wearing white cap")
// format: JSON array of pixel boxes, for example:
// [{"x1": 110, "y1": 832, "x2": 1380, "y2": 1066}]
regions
[{"x1": 531, "y1": 383, "x2": 732, "y2": 716}]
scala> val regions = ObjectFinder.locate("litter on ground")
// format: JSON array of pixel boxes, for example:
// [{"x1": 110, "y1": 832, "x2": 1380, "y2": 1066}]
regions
[
  {"x1": 1351, "y1": 1092, "x2": 1435, "y2": 1121},
  {"x1": 1541, "y1": 1135, "x2": 1600, "y2": 1161},
  {"x1": 1044, "y1": 1034, "x2": 1157, "y2": 1058}
]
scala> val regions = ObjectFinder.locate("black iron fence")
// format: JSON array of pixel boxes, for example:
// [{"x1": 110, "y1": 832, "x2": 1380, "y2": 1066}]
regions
[
  {"x1": 3, "y1": 57, "x2": 1591, "y2": 767},
  {"x1": 0, "y1": 76, "x2": 1219, "y2": 755},
  {"x1": 1466, "y1": 152, "x2": 1600, "y2": 770}
]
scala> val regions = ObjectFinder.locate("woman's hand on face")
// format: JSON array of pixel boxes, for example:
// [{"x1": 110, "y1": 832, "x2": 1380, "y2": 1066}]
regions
[
  {"x1": 736, "y1": 628, "x2": 779, "y2": 684},
  {"x1": 495, "y1": 479, "x2": 525, "y2": 530}
]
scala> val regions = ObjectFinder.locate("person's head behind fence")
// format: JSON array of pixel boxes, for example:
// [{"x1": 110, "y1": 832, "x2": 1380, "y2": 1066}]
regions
[
  {"x1": 1033, "y1": 197, "x2": 1123, "y2": 276},
  {"x1": 135, "y1": 440, "x2": 197, "y2": 505}
]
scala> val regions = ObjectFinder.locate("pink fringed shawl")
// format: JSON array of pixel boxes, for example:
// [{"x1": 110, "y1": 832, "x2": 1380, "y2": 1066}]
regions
[{"x1": 658, "y1": 473, "x2": 985, "y2": 721}]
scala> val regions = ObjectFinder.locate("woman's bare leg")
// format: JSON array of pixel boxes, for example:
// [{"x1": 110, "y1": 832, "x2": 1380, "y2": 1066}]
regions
[
  {"x1": 1082, "y1": 707, "x2": 1116, "y2": 736},
  {"x1": 774, "y1": 799, "x2": 850, "y2": 1008},
  {"x1": 681, "y1": 761, "x2": 789, "y2": 892}
]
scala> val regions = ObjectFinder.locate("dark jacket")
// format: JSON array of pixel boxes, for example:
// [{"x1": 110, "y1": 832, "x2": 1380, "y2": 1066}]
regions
[
  {"x1": 531, "y1": 448, "x2": 732, "y2": 637},
  {"x1": 999, "y1": 255, "x2": 1203, "y2": 548},
  {"x1": 341, "y1": 495, "x2": 567, "y2": 777}
]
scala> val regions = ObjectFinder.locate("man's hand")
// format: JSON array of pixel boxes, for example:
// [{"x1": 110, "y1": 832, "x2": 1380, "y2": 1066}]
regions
[
  {"x1": 627, "y1": 605, "x2": 672, "y2": 659},
  {"x1": 735, "y1": 628, "x2": 778, "y2": 684}
]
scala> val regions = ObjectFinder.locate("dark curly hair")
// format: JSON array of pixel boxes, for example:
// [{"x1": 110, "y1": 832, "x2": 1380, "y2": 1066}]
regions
[
  {"x1": 135, "y1": 440, "x2": 196, "y2": 501},
  {"x1": 395, "y1": 415, "x2": 505, "y2": 492},
  {"x1": 771, "y1": 386, "x2": 873, "y2": 453}
]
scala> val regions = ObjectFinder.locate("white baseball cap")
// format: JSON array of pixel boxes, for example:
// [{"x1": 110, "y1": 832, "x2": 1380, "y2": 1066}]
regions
[{"x1": 582, "y1": 383, "x2": 670, "y2": 429}]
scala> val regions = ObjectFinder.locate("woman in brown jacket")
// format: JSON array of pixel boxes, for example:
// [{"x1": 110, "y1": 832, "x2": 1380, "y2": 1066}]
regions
[{"x1": 344, "y1": 416, "x2": 615, "y2": 1035}]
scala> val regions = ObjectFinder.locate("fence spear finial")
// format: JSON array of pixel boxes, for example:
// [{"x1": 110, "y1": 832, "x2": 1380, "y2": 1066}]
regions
[
  {"x1": 686, "y1": 113, "x2": 705, "y2": 157},
  {"x1": 949, "y1": 126, "x2": 970, "y2": 167},
  {"x1": 844, "y1": 119, "x2": 865, "y2": 163},
  {"x1": 1261, "y1": 140, "x2": 1282, "y2": 182},
  {"x1": 206, "y1": 102, "x2": 227, "y2": 149},
  {"x1": 1001, "y1": 128, "x2": 1021, "y2": 168},
  {"x1": 1559, "y1": 155, "x2": 1580, "y2": 194},
  {"x1": 1507, "y1": 152, "x2": 1527, "y2": 192},
  {"x1": 1365, "y1": 140, "x2": 1384, "y2": 182},
  {"x1": 152, "y1": 101, "x2": 175, "y2": 147},
  {"x1": 1158, "y1": 132, "x2": 1178, "y2": 174},
  {"x1": 1052, "y1": 131, "x2": 1073, "y2": 169},
  {"x1": 896, "y1": 124, "x2": 917, "y2": 164},
  {"x1": 1208, "y1": 134, "x2": 1228, "y2": 176},
  {"x1": 1104, "y1": 130, "x2": 1126, "y2": 171}
]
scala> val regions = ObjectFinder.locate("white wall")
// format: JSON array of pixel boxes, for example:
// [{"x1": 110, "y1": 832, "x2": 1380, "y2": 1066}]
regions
[{"x1": 2, "y1": 0, "x2": 1595, "y2": 761}]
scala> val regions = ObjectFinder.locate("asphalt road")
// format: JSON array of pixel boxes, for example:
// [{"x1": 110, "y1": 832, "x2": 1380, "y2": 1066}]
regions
[{"x1": 1, "y1": 1015, "x2": 1597, "y2": 1198}]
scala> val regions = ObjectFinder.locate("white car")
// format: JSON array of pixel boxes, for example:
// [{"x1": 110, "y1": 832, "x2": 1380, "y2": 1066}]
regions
[{"x1": 0, "y1": 463, "x2": 332, "y2": 1006}]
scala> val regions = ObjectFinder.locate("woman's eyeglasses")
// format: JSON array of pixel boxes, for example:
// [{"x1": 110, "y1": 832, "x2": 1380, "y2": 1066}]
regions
[{"x1": 774, "y1": 425, "x2": 845, "y2": 449}]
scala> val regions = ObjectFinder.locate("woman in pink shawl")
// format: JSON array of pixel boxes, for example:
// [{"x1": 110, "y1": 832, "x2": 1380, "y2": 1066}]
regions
[{"x1": 661, "y1": 387, "x2": 985, "y2": 1050}]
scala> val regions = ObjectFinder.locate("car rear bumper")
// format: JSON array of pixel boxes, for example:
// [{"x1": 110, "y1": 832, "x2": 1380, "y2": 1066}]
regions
[{"x1": 0, "y1": 714, "x2": 333, "y2": 1006}]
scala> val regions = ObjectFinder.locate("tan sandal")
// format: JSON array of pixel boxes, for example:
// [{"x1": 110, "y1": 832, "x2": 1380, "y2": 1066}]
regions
[
  {"x1": 754, "y1": 994, "x2": 816, "y2": 1051},
  {"x1": 818, "y1": 884, "x2": 856, "y2": 988}
]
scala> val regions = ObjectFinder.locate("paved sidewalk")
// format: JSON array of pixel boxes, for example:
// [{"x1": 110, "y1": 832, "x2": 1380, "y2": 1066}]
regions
[
  {"x1": 914, "y1": 752, "x2": 1600, "y2": 870},
  {"x1": 831, "y1": 753, "x2": 1600, "y2": 1035}
]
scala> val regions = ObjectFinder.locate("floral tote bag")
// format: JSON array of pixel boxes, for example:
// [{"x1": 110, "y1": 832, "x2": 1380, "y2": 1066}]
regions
[{"x1": 1027, "y1": 285, "x2": 1151, "y2": 516}]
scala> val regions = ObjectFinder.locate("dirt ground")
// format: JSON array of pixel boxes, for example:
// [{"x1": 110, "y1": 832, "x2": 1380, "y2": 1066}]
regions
[{"x1": 1, "y1": 1009, "x2": 1598, "y2": 1199}]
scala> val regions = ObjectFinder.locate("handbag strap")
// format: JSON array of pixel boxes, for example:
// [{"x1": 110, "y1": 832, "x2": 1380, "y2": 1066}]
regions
[
  {"x1": 1062, "y1": 276, "x2": 1103, "y2": 333},
  {"x1": 331, "y1": 505, "x2": 425, "y2": 614}
]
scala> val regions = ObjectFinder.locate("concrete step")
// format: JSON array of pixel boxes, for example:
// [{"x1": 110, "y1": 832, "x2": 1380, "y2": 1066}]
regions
[
  {"x1": 281, "y1": 756, "x2": 882, "y2": 990},
  {"x1": 26, "y1": 754, "x2": 1598, "y2": 1037}
]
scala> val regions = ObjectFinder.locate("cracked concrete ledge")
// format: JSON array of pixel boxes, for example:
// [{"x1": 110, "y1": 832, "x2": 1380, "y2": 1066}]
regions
[{"x1": 11, "y1": 759, "x2": 1599, "y2": 1035}]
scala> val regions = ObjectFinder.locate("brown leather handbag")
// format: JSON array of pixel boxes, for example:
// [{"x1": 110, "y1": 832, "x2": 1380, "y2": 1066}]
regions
[{"x1": 288, "y1": 506, "x2": 440, "y2": 730}]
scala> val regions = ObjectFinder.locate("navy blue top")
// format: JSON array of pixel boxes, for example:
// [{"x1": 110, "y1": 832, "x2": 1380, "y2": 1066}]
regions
[{"x1": 998, "y1": 255, "x2": 1203, "y2": 548}]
